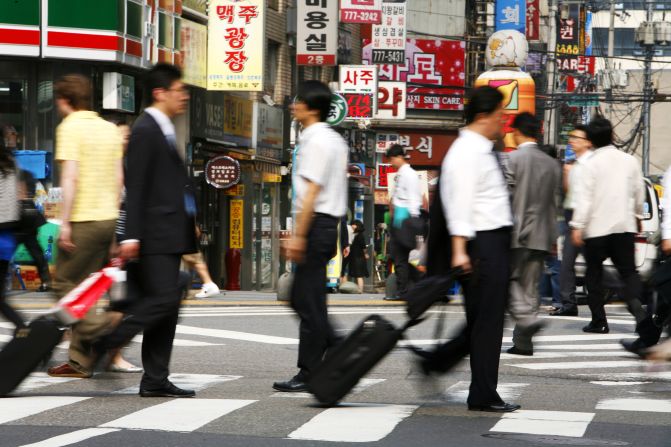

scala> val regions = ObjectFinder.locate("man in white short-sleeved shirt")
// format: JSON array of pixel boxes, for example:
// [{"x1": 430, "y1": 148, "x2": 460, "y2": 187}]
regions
[{"x1": 274, "y1": 81, "x2": 349, "y2": 393}]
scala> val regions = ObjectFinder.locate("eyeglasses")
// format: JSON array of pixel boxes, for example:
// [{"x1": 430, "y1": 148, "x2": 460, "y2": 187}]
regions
[{"x1": 568, "y1": 135, "x2": 589, "y2": 141}]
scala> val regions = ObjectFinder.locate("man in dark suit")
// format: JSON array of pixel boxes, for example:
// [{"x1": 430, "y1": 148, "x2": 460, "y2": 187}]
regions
[
  {"x1": 504, "y1": 113, "x2": 561, "y2": 355},
  {"x1": 94, "y1": 64, "x2": 197, "y2": 398}
]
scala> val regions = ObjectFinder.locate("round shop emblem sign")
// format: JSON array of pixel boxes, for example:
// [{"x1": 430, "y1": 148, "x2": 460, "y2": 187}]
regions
[
  {"x1": 326, "y1": 93, "x2": 348, "y2": 126},
  {"x1": 205, "y1": 156, "x2": 241, "y2": 189}
]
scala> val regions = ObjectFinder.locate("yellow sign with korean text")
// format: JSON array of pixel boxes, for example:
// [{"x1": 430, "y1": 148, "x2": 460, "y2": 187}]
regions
[
  {"x1": 230, "y1": 199, "x2": 244, "y2": 249},
  {"x1": 208, "y1": 0, "x2": 265, "y2": 91}
]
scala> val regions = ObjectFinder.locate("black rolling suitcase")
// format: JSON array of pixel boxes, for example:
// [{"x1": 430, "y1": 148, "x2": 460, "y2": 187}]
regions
[
  {"x1": 0, "y1": 317, "x2": 64, "y2": 396},
  {"x1": 308, "y1": 314, "x2": 407, "y2": 407}
]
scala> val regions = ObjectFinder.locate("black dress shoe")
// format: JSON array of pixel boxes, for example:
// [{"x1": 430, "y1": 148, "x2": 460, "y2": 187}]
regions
[
  {"x1": 620, "y1": 339, "x2": 648, "y2": 358},
  {"x1": 468, "y1": 402, "x2": 521, "y2": 412},
  {"x1": 506, "y1": 346, "x2": 533, "y2": 356},
  {"x1": 273, "y1": 376, "x2": 308, "y2": 392},
  {"x1": 549, "y1": 307, "x2": 578, "y2": 316},
  {"x1": 139, "y1": 383, "x2": 196, "y2": 398},
  {"x1": 583, "y1": 323, "x2": 609, "y2": 334}
]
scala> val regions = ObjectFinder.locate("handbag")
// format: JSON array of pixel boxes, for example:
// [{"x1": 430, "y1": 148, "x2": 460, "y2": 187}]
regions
[
  {"x1": 651, "y1": 255, "x2": 671, "y2": 327},
  {"x1": 18, "y1": 200, "x2": 46, "y2": 232},
  {"x1": 396, "y1": 215, "x2": 428, "y2": 250}
]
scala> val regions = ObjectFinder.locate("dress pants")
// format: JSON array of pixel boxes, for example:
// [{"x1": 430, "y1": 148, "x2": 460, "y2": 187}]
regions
[
  {"x1": 509, "y1": 248, "x2": 547, "y2": 351},
  {"x1": 97, "y1": 253, "x2": 182, "y2": 390},
  {"x1": 431, "y1": 227, "x2": 511, "y2": 407},
  {"x1": 291, "y1": 214, "x2": 339, "y2": 380},
  {"x1": 559, "y1": 210, "x2": 581, "y2": 312},
  {"x1": 390, "y1": 229, "x2": 411, "y2": 296},
  {"x1": 584, "y1": 233, "x2": 646, "y2": 326}
]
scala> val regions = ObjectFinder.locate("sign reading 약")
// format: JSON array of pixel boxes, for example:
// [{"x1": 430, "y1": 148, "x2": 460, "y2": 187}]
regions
[
  {"x1": 375, "y1": 81, "x2": 406, "y2": 119},
  {"x1": 206, "y1": 156, "x2": 242, "y2": 189},
  {"x1": 371, "y1": 1, "x2": 406, "y2": 64},
  {"x1": 207, "y1": 0, "x2": 264, "y2": 91},
  {"x1": 297, "y1": 0, "x2": 338, "y2": 66},
  {"x1": 340, "y1": 0, "x2": 382, "y2": 24}
]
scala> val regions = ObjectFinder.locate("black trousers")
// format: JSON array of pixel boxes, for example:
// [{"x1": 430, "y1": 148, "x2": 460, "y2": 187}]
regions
[
  {"x1": 584, "y1": 233, "x2": 646, "y2": 326},
  {"x1": 390, "y1": 229, "x2": 411, "y2": 296},
  {"x1": 0, "y1": 260, "x2": 26, "y2": 328},
  {"x1": 559, "y1": 210, "x2": 581, "y2": 311},
  {"x1": 431, "y1": 227, "x2": 511, "y2": 407},
  {"x1": 291, "y1": 214, "x2": 339, "y2": 379},
  {"x1": 98, "y1": 253, "x2": 182, "y2": 390},
  {"x1": 15, "y1": 231, "x2": 50, "y2": 283}
]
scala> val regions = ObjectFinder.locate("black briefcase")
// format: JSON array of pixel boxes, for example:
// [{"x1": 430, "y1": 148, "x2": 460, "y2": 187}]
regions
[
  {"x1": 308, "y1": 314, "x2": 404, "y2": 407},
  {"x1": 0, "y1": 317, "x2": 64, "y2": 396},
  {"x1": 404, "y1": 270, "x2": 460, "y2": 321}
]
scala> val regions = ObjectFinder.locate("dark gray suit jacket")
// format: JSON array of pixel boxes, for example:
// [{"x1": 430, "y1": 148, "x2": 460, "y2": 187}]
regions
[{"x1": 505, "y1": 143, "x2": 561, "y2": 252}]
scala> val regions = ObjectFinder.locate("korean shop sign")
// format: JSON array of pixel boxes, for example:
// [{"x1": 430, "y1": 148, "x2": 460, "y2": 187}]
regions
[
  {"x1": 374, "y1": 81, "x2": 406, "y2": 119},
  {"x1": 340, "y1": 65, "x2": 377, "y2": 120},
  {"x1": 371, "y1": 0, "x2": 406, "y2": 64},
  {"x1": 297, "y1": 0, "x2": 338, "y2": 66},
  {"x1": 206, "y1": 156, "x2": 242, "y2": 189},
  {"x1": 340, "y1": 0, "x2": 382, "y2": 24},
  {"x1": 207, "y1": 0, "x2": 265, "y2": 91},
  {"x1": 495, "y1": 0, "x2": 526, "y2": 34}
]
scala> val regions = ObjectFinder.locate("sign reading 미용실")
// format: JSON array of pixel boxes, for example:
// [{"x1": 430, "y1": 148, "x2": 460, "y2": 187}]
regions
[
  {"x1": 371, "y1": 0, "x2": 406, "y2": 64},
  {"x1": 297, "y1": 0, "x2": 338, "y2": 65},
  {"x1": 208, "y1": 0, "x2": 264, "y2": 91}
]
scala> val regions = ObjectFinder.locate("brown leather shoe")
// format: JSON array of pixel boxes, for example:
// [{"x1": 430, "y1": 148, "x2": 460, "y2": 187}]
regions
[{"x1": 47, "y1": 362, "x2": 92, "y2": 378}]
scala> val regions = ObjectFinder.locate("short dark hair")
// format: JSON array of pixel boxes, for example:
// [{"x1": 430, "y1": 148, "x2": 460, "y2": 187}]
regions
[
  {"x1": 54, "y1": 74, "x2": 92, "y2": 110},
  {"x1": 144, "y1": 63, "x2": 183, "y2": 106},
  {"x1": 572, "y1": 124, "x2": 588, "y2": 135},
  {"x1": 586, "y1": 117, "x2": 613, "y2": 148},
  {"x1": 465, "y1": 86, "x2": 504, "y2": 124},
  {"x1": 512, "y1": 112, "x2": 541, "y2": 141},
  {"x1": 296, "y1": 80, "x2": 332, "y2": 122},
  {"x1": 386, "y1": 144, "x2": 405, "y2": 158}
]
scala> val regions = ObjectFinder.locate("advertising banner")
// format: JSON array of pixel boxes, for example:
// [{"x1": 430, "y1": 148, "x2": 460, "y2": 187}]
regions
[
  {"x1": 374, "y1": 81, "x2": 406, "y2": 119},
  {"x1": 181, "y1": 19, "x2": 208, "y2": 88},
  {"x1": 526, "y1": 0, "x2": 540, "y2": 41},
  {"x1": 363, "y1": 39, "x2": 466, "y2": 111},
  {"x1": 297, "y1": 0, "x2": 338, "y2": 66},
  {"x1": 495, "y1": 0, "x2": 526, "y2": 34},
  {"x1": 371, "y1": 0, "x2": 406, "y2": 64},
  {"x1": 207, "y1": 0, "x2": 265, "y2": 91},
  {"x1": 340, "y1": 0, "x2": 382, "y2": 24}
]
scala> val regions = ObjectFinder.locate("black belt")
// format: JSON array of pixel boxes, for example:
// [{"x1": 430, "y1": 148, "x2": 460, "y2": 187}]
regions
[{"x1": 314, "y1": 213, "x2": 339, "y2": 222}]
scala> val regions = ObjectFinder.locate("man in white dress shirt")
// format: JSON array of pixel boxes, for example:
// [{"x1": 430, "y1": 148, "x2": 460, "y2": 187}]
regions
[
  {"x1": 571, "y1": 118, "x2": 656, "y2": 345},
  {"x1": 273, "y1": 81, "x2": 349, "y2": 392},
  {"x1": 386, "y1": 144, "x2": 423, "y2": 300},
  {"x1": 420, "y1": 86, "x2": 519, "y2": 412}
]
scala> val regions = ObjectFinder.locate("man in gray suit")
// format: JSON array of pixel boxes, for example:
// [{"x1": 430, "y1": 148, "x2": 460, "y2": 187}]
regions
[{"x1": 505, "y1": 113, "x2": 561, "y2": 355}]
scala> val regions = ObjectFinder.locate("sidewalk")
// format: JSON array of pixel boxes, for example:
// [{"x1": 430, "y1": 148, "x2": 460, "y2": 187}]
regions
[{"x1": 7, "y1": 289, "x2": 441, "y2": 309}]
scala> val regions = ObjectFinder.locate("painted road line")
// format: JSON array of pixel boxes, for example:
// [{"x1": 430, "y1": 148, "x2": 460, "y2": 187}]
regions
[
  {"x1": 500, "y1": 351, "x2": 638, "y2": 360},
  {"x1": 17, "y1": 428, "x2": 121, "y2": 447},
  {"x1": 490, "y1": 410, "x2": 595, "y2": 438},
  {"x1": 533, "y1": 344, "x2": 624, "y2": 350},
  {"x1": 0, "y1": 396, "x2": 91, "y2": 425},
  {"x1": 130, "y1": 335, "x2": 223, "y2": 347},
  {"x1": 538, "y1": 315, "x2": 635, "y2": 325},
  {"x1": 288, "y1": 403, "x2": 418, "y2": 443},
  {"x1": 15, "y1": 373, "x2": 81, "y2": 393},
  {"x1": 591, "y1": 381, "x2": 652, "y2": 386},
  {"x1": 113, "y1": 373, "x2": 242, "y2": 395},
  {"x1": 509, "y1": 360, "x2": 644, "y2": 370},
  {"x1": 101, "y1": 399, "x2": 256, "y2": 432},
  {"x1": 176, "y1": 325, "x2": 298, "y2": 344},
  {"x1": 506, "y1": 334, "x2": 637, "y2": 343},
  {"x1": 580, "y1": 371, "x2": 671, "y2": 381},
  {"x1": 596, "y1": 398, "x2": 671, "y2": 412},
  {"x1": 445, "y1": 382, "x2": 528, "y2": 404}
]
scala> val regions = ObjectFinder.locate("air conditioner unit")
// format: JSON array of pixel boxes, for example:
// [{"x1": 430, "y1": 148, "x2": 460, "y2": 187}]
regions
[
  {"x1": 635, "y1": 22, "x2": 656, "y2": 45},
  {"x1": 615, "y1": 70, "x2": 629, "y2": 88},
  {"x1": 654, "y1": 21, "x2": 671, "y2": 46}
]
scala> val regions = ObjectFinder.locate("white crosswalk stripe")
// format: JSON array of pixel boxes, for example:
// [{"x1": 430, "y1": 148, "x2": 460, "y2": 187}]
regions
[
  {"x1": 0, "y1": 396, "x2": 91, "y2": 425},
  {"x1": 490, "y1": 410, "x2": 595, "y2": 438},
  {"x1": 596, "y1": 398, "x2": 671, "y2": 413}
]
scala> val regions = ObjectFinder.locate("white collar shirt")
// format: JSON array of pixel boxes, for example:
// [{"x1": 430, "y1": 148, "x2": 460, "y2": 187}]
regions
[
  {"x1": 440, "y1": 129, "x2": 512, "y2": 238},
  {"x1": 392, "y1": 163, "x2": 422, "y2": 217},
  {"x1": 570, "y1": 145, "x2": 644, "y2": 238},
  {"x1": 145, "y1": 107, "x2": 176, "y2": 141},
  {"x1": 293, "y1": 122, "x2": 349, "y2": 217},
  {"x1": 564, "y1": 150, "x2": 594, "y2": 210}
]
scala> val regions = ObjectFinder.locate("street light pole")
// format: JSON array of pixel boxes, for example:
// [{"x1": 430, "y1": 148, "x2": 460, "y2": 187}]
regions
[
  {"x1": 606, "y1": 0, "x2": 615, "y2": 120},
  {"x1": 545, "y1": 0, "x2": 558, "y2": 146},
  {"x1": 641, "y1": 0, "x2": 654, "y2": 177}
]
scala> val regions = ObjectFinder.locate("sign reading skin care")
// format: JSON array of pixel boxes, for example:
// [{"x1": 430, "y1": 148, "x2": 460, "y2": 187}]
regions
[
  {"x1": 207, "y1": 0, "x2": 265, "y2": 91},
  {"x1": 297, "y1": 0, "x2": 338, "y2": 66}
]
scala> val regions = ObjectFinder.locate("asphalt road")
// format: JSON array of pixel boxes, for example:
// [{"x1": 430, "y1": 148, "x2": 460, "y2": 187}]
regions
[{"x1": 1, "y1": 302, "x2": 670, "y2": 447}]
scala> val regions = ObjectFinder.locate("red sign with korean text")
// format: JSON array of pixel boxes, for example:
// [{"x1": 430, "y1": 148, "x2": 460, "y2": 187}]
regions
[
  {"x1": 381, "y1": 131, "x2": 457, "y2": 166},
  {"x1": 340, "y1": 0, "x2": 382, "y2": 24},
  {"x1": 526, "y1": 0, "x2": 540, "y2": 41},
  {"x1": 363, "y1": 39, "x2": 466, "y2": 111}
]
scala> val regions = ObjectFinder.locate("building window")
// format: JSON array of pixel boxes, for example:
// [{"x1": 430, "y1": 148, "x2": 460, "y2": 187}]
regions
[
  {"x1": 268, "y1": 0, "x2": 280, "y2": 10},
  {"x1": 126, "y1": 1, "x2": 143, "y2": 38},
  {"x1": 266, "y1": 41, "x2": 280, "y2": 91},
  {"x1": 0, "y1": 81, "x2": 27, "y2": 150}
]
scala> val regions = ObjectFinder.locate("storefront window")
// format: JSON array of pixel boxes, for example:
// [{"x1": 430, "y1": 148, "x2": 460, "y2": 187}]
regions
[{"x1": 0, "y1": 80, "x2": 27, "y2": 150}]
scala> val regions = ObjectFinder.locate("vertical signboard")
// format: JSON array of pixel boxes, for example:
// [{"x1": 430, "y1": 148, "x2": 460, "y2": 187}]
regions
[
  {"x1": 556, "y1": 4, "x2": 583, "y2": 73},
  {"x1": 181, "y1": 19, "x2": 208, "y2": 88},
  {"x1": 207, "y1": 0, "x2": 265, "y2": 91},
  {"x1": 339, "y1": 65, "x2": 378, "y2": 119},
  {"x1": 526, "y1": 0, "x2": 540, "y2": 41},
  {"x1": 375, "y1": 81, "x2": 406, "y2": 119},
  {"x1": 297, "y1": 0, "x2": 338, "y2": 66},
  {"x1": 230, "y1": 199, "x2": 244, "y2": 249},
  {"x1": 371, "y1": 0, "x2": 406, "y2": 64},
  {"x1": 340, "y1": 0, "x2": 382, "y2": 23},
  {"x1": 495, "y1": 0, "x2": 526, "y2": 34}
]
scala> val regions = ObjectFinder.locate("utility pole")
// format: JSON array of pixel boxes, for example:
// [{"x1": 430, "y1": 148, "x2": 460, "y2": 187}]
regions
[
  {"x1": 606, "y1": 0, "x2": 615, "y2": 120},
  {"x1": 641, "y1": 0, "x2": 654, "y2": 177},
  {"x1": 544, "y1": 0, "x2": 558, "y2": 146}
]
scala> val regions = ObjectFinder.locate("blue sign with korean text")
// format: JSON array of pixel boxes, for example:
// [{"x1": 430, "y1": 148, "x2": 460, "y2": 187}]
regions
[{"x1": 495, "y1": 0, "x2": 526, "y2": 34}]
